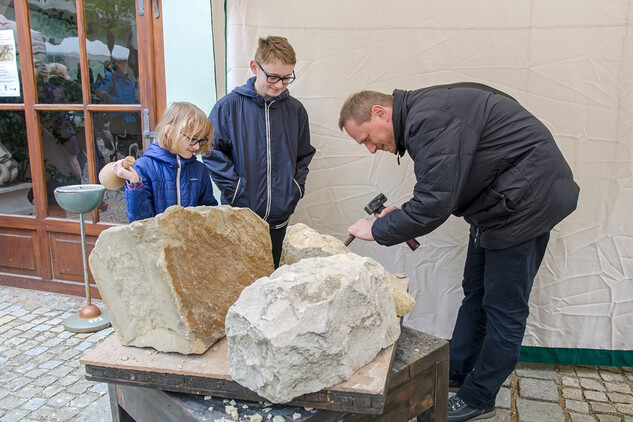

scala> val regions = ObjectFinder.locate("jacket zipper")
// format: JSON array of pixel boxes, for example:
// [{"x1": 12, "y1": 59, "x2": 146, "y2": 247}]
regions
[
  {"x1": 176, "y1": 155, "x2": 182, "y2": 206},
  {"x1": 474, "y1": 226, "x2": 481, "y2": 247},
  {"x1": 264, "y1": 101, "x2": 273, "y2": 221}
]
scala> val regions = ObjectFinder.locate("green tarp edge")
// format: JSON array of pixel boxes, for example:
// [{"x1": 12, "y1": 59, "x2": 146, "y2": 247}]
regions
[{"x1": 519, "y1": 346, "x2": 633, "y2": 367}]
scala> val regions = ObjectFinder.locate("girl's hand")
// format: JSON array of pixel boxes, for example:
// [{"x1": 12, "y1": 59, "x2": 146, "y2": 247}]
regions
[{"x1": 111, "y1": 159, "x2": 139, "y2": 183}]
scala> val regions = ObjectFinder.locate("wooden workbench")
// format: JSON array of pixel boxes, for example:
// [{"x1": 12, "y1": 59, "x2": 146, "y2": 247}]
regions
[{"x1": 86, "y1": 326, "x2": 448, "y2": 421}]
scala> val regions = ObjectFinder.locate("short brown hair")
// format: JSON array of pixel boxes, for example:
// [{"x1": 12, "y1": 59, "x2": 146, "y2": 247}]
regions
[
  {"x1": 255, "y1": 36, "x2": 296, "y2": 65},
  {"x1": 155, "y1": 102, "x2": 214, "y2": 156},
  {"x1": 338, "y1": 91, "x2": 393, "y2": 130}
]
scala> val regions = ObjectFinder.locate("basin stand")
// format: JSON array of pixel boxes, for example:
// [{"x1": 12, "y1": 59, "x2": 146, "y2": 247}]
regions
[{"x1": 63, "y1": 212, "x2": 111, "y2": 333}]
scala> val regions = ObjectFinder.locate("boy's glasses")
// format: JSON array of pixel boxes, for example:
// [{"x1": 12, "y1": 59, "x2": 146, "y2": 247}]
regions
[
  {"x1": 181, "y1": 133, "x2": 209, "y2": 147},
  {"x1": 256, "y1": 62, "x2": 296, "y2": 85}
]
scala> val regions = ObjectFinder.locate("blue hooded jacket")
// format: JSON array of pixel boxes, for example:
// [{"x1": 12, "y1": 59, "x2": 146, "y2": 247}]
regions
[
  {"x1": 96, "y1": 69, "x2": 138, "y2": 124},
  {"x1": 203, "y1": 77, "x2": 315, "y2": 229},
  {"x1": 125, "y1": 142, "x2": 218, "y2": 222}
]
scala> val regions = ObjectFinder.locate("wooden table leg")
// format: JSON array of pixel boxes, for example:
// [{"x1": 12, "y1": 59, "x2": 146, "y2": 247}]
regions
[
  {"x1": 109, "y1": 384, "x2": 135, "y2": 422},
  {"x1": 417, "y1": 355, "x2": 449, "y2": 422}
]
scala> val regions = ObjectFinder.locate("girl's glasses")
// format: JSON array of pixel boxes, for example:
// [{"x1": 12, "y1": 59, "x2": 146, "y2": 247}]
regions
[{"x1": 182, "y1": 133, "x2": 209, "y2": 147}]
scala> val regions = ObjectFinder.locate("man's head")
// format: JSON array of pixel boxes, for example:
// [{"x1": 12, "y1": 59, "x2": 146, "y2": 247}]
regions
[
  {"x1": 250, "y1": 36, "x2": 297, "y2": 99},
  {"x1": 339, "y1": 91, "x2": 397, "y2": 154}
]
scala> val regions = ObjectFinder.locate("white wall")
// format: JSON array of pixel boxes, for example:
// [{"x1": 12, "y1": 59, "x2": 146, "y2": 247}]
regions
[{"x1": 162, "y1": 0, "x2": 216, "y2": 114}]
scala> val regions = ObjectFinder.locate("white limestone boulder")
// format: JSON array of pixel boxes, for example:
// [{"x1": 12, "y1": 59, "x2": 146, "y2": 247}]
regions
[
  {"x1": 279, "y1": 222, "x2": 349, "y2": 266},
  {"x1": 281, "y1": 223, "x2": 416, "y2": 317},
  {"x1": 89, "y1": 205, "x2": 274, "y2": 354},
  {"x1": 225, "y1": 253, "x2": 401, "y2": 403}
]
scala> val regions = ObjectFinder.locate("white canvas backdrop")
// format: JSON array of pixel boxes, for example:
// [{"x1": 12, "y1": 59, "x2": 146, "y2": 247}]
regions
[{"x1": 222, "y1": 0, "x2": 633, "y2": 351}]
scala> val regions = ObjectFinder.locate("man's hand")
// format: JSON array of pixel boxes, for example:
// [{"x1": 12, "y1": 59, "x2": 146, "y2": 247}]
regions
[
  {"x1": 348, "y1": 219, "x2": 375, "y2": 241},
  {"x1": 374, "y1": 204, "x2": 398, "y2": 218}
]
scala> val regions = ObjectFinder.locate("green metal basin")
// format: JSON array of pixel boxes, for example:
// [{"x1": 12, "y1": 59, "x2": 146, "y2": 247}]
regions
[{"x1": 54, "y1": 184, "x2": 106, "y2": 214}]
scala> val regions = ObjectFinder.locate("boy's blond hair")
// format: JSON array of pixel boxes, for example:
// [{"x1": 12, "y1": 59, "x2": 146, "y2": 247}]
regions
[
  {"x1": 254, "y1": 36, "x2": 296, "y2": 65},
  {"x1": 156, "y1": 102, "x2": 214, "y2": 155}
]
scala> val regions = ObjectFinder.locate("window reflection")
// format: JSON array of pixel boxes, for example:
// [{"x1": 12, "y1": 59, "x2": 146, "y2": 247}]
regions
[
  {"x1": 40, "y1": 109, "x2": 85, "y2": 217},
  {"x1": 29, "y1": 0, "x2": 82, "y2": 105},
  {"x1": 92, "y1": 110, "x2": 140, "y2": 224},
  {"x1": 0, "y1": 110, "x2": 34, "y2": 216},
  {"x1": 0, "y1": 3, "x2": 32, "y2": 216},
  {"x1": 86, "y1": 0, "x2": 141, "y2": 158}
]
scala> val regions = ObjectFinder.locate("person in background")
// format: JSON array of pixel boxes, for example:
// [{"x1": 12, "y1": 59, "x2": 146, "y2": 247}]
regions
[
  {"x1": 110, "y1": 102, "x2": 218, "y2": 222},
  {"x1": 203, "y1": 35, "x2": 315, "y2": 268},
  {"x1": 95, "y1": 55, "x2": 136, "y2": 106},
  {"x1": 48, "y1": 62, "x2": 82, "y2": 103},
  {"x1": 339, "y1": 83, "x2": 579, "y2": 422},
  {"x1": 95, "y1": 54, "x2": 141, "y2": 142},
  {"x1": 36, "y1": 60, "x2": 81, "y2": 179}
]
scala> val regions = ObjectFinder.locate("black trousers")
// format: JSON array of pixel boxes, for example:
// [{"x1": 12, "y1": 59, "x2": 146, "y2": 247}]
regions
[
  {"x1": 449, "y1": 231, "x2": 550, "y2": 409},
  {"x1": 269, "y1": 226, "x2": 287, "y2": 269}
]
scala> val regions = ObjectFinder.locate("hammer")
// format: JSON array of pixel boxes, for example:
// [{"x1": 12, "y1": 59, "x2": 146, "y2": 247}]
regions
[{"x1": 345, "y1": 193, "x2": 420, "y2": 251}]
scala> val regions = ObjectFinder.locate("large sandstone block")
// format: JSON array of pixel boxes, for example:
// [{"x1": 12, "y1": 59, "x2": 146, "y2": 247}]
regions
[
  {"x1": 225, "y1": 253, "x2": 401, "y2": 403},
  {"x1": 89, "y1": 205, "x2": 274, "y2": 354},
  {"x1": 281, "y1": 223, "x2": 416, "y2": 316}
]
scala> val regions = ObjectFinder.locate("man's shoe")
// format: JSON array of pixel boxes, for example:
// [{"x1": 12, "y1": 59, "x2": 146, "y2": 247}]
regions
[
  {"x1": 449, "y1": 379, "x2": 462, "y2": 393},
  {"x1": 447, "y1": 395, "x2": 496, "y2": 422}
]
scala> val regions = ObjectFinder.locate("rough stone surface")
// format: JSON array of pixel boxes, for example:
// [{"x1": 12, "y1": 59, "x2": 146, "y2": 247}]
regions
[
  {"x1": 280, "y1": 223, "x2": 415, "y2": 316},
  {"x1": 89, "y1": 205, "x2": 273, "y2": 354},
  {"x1": 225, "y1": 253, "x2": 401, "y2": 403},
  {"x1": 279, "y1": 223, "x2": 350, "y2": 266},
  {"x1": 386, "y1": 273, "x2": 416, "y2": 316}
]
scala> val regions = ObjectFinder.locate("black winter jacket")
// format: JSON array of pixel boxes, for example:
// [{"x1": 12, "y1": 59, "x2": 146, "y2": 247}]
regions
[{"x1": 371, "y1": 83, "x2": 580, "y2": 250}]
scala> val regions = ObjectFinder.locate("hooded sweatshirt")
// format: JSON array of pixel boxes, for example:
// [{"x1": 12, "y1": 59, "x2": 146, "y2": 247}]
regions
[{"x1": 203, "y1": 76, "x2": 315, "y2": 229}]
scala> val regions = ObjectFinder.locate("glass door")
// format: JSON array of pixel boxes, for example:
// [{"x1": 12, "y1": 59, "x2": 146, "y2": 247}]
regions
[
  {"x1": 0, "y1": 0, "x2": 162, "y2": 223},
  {"x1": 0, "y1": 0, "x2": 164, "y2": 293}
]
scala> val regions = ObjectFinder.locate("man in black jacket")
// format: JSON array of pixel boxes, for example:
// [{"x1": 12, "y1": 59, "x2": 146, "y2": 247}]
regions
[{"x1": 339, "y1": 83, "x2": 579, "y2": 422}]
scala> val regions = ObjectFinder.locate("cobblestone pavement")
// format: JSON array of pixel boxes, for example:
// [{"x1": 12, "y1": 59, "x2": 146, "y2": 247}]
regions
[{"x1": 1, "y1": 284, "x2": 632, "y2": 422}]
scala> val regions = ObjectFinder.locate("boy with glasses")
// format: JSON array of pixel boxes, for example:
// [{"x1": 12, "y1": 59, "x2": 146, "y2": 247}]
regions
[{"x1": 204, "y1": 36, "x2": 315, "y2": 268}]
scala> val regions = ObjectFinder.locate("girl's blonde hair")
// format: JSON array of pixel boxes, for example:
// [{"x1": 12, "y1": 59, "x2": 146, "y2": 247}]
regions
[{"x1": 155, "y1": 102, "x2": 214, "y2": 156}]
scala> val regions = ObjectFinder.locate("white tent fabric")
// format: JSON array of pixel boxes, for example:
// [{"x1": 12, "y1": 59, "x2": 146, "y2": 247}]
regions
[{"x1": 222, "y1": 0, "x2": 633, "y2": 352}]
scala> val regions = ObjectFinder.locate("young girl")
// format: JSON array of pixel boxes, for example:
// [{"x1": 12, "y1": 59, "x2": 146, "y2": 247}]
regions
[{"x1": 111, "y1": 102, "x2": 218, "y2": 222}]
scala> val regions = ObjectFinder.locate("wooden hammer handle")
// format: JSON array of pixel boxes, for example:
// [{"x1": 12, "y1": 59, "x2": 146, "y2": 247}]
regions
[{"x1": 122, "y1": 156, "x2": 135, "y2": 169}]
